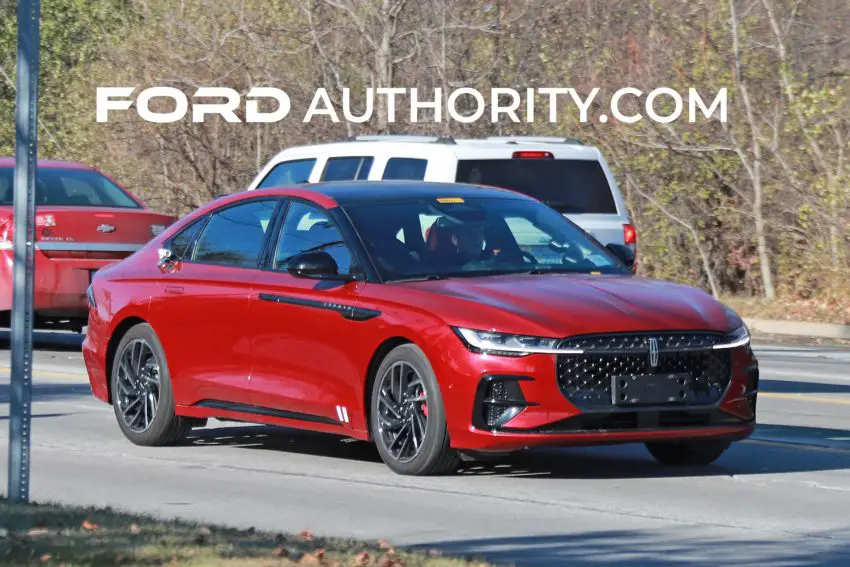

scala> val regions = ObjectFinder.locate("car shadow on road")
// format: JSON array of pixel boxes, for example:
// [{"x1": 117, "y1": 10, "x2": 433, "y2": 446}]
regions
[
  {"x1": 761, "y1": 378, "x2": 850, "y2": 395},
  {"x1": 0, "y1": 329, "x2": 84, "y2": 352},
  {"x1": 185, "y1": 425, "x2": 385, "y2": 463},
  {"x1": 183, "y1": 421, "x2": 850, "y2": 479},
  {"x1": 412, "y1": 531, "x2": 850, "y2": 567},
  {"x1": 0, "y1": 382, "x2": 91, "y2": 404}
]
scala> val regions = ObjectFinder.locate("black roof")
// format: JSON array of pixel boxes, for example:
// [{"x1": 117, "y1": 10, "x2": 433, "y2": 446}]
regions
[{"x1": 259, "y1": 180, "x2": 532, "y2": 205}]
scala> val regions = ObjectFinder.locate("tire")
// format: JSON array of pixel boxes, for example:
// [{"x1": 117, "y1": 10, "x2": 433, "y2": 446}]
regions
[
  {"x1": 645, "y1": 439, "x2": 731, "y2": 466},
  {"x1": 369, "y1": 344, "x2": 460, "y2": 476},
  {"x1": 111, "y1": 322, "x2": 191, "y2": 446}
]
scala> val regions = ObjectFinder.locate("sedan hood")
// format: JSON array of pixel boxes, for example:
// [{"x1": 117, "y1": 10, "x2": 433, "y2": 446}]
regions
[{"x1": 394, "y1": 274, "x2": 731, "y2": 337}]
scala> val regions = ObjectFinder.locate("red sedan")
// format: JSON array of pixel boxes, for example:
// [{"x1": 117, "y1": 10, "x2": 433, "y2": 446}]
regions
[
  {"x1": 0, "y1": 159, "x2": 177, "y2": 332},
  {"x1": 82, "y1": 181, "x2": 758, "y2": 475}
]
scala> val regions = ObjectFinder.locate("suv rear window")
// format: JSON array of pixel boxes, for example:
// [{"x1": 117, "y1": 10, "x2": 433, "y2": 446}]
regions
[
  {"x1": 0, "y1": 167, "x2": 140, "y2": 208},
  {"x1": 455, "y1": 159, "x2": 617, "y2": 214}
]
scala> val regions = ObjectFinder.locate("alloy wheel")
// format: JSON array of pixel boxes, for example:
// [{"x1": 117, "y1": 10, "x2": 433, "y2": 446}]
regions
[
  {"x1": 115, "y1": 338, "x2": 161, "y2": 433},
  {"x1": 376, "y1": 361, "x2": 429, "y2": 463}
]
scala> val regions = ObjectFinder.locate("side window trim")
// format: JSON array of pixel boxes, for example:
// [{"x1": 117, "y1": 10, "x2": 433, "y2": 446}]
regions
[
  {"x1": 164, "y1": 215, "x2": 211, "y2": 261},
  {"x1": 258, "y1": 198, "x2": 291, "y2": 270},
  {"x1": 268, "y1": 197, "x2": 358, "y2": 274},
  {"x1": 183, "y1": 197, "x2": 283, "y2": 270}
]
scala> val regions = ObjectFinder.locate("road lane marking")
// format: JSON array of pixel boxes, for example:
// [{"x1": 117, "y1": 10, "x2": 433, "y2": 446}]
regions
[
  {"x1": 0, "y1": 366, "x2": 88, "y2": 380},
  {"x1": 759, "y1": 392, "x2": 850, "y2": 406},
  {"x1": 760, "y1": 368, "x2": 850, "y2": 381}
]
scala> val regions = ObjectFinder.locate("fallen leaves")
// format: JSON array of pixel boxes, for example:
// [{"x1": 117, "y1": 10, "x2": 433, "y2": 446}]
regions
[
  {"x1": 81, "y1": 520, "x2": 98, "y2": 532},
  {"x1": 298, "y1": 551, "x2": 321, "y2": 564},
  {"x1": 377, "y1": 539, "x2": 396, "y2": 553},
  {"x1": 193, "y1": 526, "x2": 212, "y2": 544},
  {"x1": 378, "y1": 556, "x2": 406, "y2": 567},
  {"x1": 271, "y1": 547, "x2": 288, "y2": 558}
]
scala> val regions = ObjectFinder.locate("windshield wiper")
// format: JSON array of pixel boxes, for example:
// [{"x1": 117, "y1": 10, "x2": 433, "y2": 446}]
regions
[
  {"x1": 518, "y1": 266, "x2": 578, "y2": 275},
  {"x1": 389, "y1": 274, "x2": 449, "y2": 283}
]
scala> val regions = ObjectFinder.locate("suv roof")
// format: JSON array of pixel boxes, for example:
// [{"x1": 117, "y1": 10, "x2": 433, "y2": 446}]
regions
[{"x1": 262, "y1": 135, "x2": 602, "y2": 162}]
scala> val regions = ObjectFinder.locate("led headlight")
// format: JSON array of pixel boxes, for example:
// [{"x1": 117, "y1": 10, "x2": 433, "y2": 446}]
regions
[
  {"x1": 713, "y1": 325, "x2": 750, "y2": 350},
  {"x1": 714, "y1": 306, "x2": 750, "y2": 349},
  {"x1": 453, "y1": 327, "x2": 580, "y2": 356}
]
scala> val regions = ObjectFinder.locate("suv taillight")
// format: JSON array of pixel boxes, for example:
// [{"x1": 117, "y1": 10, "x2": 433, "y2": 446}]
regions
[
  {"x1": 624, "y1": 223, "x2": 637, "y2": 246},
  {"x1": 0, "y1": 214, "x2": 56, "y2": 250},
  {"x1": 512, "y1": 150, "x2": 554, "y2": 159}
]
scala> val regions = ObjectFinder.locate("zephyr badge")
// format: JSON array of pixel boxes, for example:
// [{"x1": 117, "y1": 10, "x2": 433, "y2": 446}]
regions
[
  {"x1": 648, "y1": 337, "x2": 659, "y2": 368},
  {"x1": 96, "y1": 224, "x2": 116, "y2": 233}
]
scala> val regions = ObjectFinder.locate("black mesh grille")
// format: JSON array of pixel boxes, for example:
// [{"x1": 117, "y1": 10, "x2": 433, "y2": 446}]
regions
[{"x1": 556, "y1": 332, "x2": 732, "y2": 410}]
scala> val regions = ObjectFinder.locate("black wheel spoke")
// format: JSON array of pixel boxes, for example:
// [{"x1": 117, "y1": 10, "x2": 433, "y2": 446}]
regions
[
  {"x1": 376, "y1": 361, "x2": 430, "y2": 464},
  {"x1": 116, "y1": 338, "x2": 161, "y2": 434}
]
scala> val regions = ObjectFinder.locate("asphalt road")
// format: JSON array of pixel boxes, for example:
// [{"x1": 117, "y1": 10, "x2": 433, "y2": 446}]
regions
[{"x1": 1, "y1": 331, "x2": 849, "y2": 567}]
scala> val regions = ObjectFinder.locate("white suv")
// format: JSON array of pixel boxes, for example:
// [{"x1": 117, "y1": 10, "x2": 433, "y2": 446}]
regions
[{"x1": 246, "y1": 135, "x2": 636, "y2": 251}]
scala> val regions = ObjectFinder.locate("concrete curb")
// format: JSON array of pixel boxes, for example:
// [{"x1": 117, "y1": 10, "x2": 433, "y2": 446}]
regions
[{"x1": 745, "y1": 318, "x2": 850, "y2": 340}]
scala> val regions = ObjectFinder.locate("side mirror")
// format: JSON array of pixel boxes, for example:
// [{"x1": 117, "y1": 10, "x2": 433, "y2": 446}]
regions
[
  {"x1": 606, "y1": 243, "x2": 637, "y2": 273},
  {"x1": 286, "y1": 251, "x2": 347, "y2": 280},
  {"x1": 157, "y1": 247, "x2": 175, "y2": 269}
]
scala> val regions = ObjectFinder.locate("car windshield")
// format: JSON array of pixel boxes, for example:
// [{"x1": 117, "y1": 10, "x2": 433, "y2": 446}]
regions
[
  {"x1": 343, "y1": 196, "x2": 629, "y2": 282},
  {"x1": 0, "y1": 167, "x2": 141, "y2": 208}
]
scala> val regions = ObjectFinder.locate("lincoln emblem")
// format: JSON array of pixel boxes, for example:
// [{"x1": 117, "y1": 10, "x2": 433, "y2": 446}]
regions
[{"x1": 648, "y1": 337, "x2": 659, "y2": 368}]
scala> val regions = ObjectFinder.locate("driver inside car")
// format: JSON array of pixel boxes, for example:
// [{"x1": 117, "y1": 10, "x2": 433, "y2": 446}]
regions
[{"x1": 426, "y1": 217, "x2": 494, "y2": 270}]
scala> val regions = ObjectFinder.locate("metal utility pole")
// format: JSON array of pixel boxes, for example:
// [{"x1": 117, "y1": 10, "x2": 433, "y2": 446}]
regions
[{"x1": 8, "y1": 0, "x2": 41, "y2": 504}]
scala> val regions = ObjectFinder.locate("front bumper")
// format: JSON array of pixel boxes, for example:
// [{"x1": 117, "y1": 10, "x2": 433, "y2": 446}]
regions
[{"x1": 429, "y1": 332, "x2": 758, "y2": 452}]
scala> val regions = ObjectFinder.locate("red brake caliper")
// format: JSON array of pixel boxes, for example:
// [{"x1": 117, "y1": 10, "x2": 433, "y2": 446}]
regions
[{"x1": 419, "y1": 387, "x2": 428, "y2": 417}]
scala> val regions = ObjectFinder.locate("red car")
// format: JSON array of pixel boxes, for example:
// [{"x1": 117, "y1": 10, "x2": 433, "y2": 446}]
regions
[
  {"x1": 82, "y1": 181, "x2": 758, "y2": 475},
  {"x1": 0, "y1": 159, "x2": 177, "y2": 332}
]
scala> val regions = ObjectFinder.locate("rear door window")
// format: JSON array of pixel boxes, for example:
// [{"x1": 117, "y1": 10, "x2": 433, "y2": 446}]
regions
[
  {"x1": 455, "y1": 159, "x2": 617, "y2": 214},
  {"x1": 321, "y1": 157, "x2": 373, "y2": 181},
  {"x1": 382, "y1": 158, "x2": 427, "y2": 180},
  {"x1": 258, "y1": 159, "x2": 316, "y2": 188},
  {"x1": 192, "y1": 199, "x2": 278, "y2": 268}
]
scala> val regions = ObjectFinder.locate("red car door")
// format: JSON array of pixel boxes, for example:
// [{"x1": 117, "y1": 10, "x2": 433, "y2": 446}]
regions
[
  {"x1": 149, "y1": 197, "x2": 281, "y2": 408},
  {"x1": 248, "y1": 199, "x2": 369, "y2": 426}
]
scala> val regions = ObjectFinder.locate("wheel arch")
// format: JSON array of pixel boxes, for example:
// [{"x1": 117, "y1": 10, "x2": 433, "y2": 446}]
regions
[
  {"x1": 105, "y1": 316, "x2": 148, "y2": 403},
  {"x1": 362, "y1": 336, "x2": 416, "y2": 441}
]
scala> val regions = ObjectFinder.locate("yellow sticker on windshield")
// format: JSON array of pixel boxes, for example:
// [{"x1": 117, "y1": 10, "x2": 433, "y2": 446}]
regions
[
  {"x1": 591, "y1": 271, "x2": 602, "y2": 275},
  {"x1": 437, "y1": 197, "x2": 465, "y2": 203}
]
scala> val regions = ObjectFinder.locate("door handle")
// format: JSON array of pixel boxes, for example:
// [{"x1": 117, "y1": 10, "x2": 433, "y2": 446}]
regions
[{"x1": 165, "y1": 285, "x2": 184, "y2": 295}]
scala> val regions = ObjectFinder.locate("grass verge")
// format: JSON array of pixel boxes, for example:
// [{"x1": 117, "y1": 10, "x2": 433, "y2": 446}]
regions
[{"x1": 0, "y1": 498, "x2": 495, "y2": 567}]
